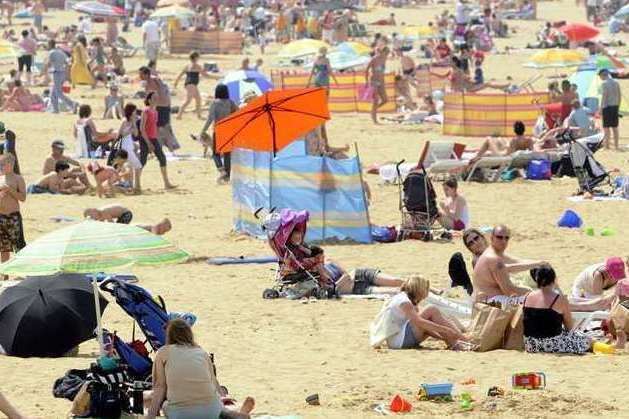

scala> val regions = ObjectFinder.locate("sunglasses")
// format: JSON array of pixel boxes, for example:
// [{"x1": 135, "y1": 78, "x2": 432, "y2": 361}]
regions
[
  {"x1": 465, "y1": 235, "x2": 481, "y2": 247},
  {"x1": 494, "y1": 235, "x2": 510, "y2": 241}
]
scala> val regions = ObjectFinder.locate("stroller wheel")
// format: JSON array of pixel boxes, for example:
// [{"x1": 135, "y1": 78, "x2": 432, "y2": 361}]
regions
[{"x1": 262, "y1": 289, "x2": 280, "y2": 299}]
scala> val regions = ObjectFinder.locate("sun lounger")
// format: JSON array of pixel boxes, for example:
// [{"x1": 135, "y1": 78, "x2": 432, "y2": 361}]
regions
[
  {"x1": 465, "y1": 155, "x2": 513, "y2": 182},
  {"x1": 418, "y1": 141, "x2": 469, "y2": 180},
  {"x1": 509, "y1": 150, "x2": 561, "y2": 169}
]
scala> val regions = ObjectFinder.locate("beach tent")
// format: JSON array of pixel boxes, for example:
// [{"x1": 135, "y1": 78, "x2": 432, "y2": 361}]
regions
[
  {"x1": 443, "y1": 92, "x2": 550, "y2": 136},
  {"x1": 231, "y1": 141, "x2": 372, "y2": 244},
  {"x1": 569, "y1": 68, "x2": 629, "y2": 114}
]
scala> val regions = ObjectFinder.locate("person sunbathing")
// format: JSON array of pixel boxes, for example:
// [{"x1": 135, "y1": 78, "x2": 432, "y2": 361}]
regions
[
  {"x1": 42, "y1": 140, "x2": 93, "y2": 189},
  {"x1": 28, "y1": 161, "x2": 86, "y2": 194},
  {"x1": 369, "y1": 275, "x2": 468, "y2": 349},
  {"x1": 472, "y1": 224, "x2": 546, "y2": 306},
  {"x1": 323, "y1": 262, "x2": 403, "y2": 295},
  {"x1": 83, "y1": 205, "x2": 172, "y2": 235},
  {"x1": 1, "y1": 80, "x2": 43, "y2": 112},
  {"x1": 468, "y1": 120, "x2": 534, "y2": 165},
  {"x1": 437, "y1": 177, "x2": 469, "y2": 231}
]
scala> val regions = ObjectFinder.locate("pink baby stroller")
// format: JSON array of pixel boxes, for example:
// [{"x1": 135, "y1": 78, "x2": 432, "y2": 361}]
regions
[{"x1": 257, "y1": 208, "x2": 330, "y2": 300}]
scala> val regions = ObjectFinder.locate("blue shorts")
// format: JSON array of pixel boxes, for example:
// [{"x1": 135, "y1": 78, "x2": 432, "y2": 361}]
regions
[{"x1": 400, "y1": 321, "x2": 420, "y2": 349}]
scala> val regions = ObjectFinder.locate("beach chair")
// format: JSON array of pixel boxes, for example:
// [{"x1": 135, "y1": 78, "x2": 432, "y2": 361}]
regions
[
  {"x1": 465, "y1": 155, "x2": 513, "y2": 182},
  {"x1": 418, "y1": 141, "x2": 469, "y2": 180}
]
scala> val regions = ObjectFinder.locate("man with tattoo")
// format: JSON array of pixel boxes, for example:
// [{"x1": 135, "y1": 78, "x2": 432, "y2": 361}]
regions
[{"x1": 472, "y1": 224, "x2": 546, "y2": 306}]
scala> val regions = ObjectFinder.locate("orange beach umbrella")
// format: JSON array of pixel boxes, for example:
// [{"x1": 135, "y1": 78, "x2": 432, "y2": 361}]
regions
[{"x1": 215, "y1": 88, "x2": 330, "y2": 154}]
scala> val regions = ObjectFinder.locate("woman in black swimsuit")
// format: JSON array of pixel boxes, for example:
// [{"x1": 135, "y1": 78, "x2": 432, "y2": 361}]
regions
[{"x1": 174, "y1": 51, "x2": 207, "y2": 120}]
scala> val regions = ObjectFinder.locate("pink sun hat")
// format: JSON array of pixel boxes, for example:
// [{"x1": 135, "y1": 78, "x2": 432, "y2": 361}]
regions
[{"x1": 606, "y1": 257, "x2": 627, "y2": 282}]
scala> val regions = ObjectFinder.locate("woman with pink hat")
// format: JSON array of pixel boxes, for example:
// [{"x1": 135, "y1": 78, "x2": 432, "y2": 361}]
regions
[{"x1": 571, "y1": 257, "x2": 628, "y2": 300}]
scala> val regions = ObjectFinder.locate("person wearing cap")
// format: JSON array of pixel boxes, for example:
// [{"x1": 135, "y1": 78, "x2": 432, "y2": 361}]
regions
[
  {"x1": 42, "y1": 140, "x2": 92, "y2": 189},
  {"x1": 572, "y1": 257, "x2": 628, "y2": 300},
  {"x1": 598, "y1": 68, "x2": 622, "y2": 150}
]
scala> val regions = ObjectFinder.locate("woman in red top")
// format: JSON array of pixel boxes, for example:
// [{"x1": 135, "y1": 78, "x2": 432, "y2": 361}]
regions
[{"x1": 140, "y1": 92, "x2": 175, "y2": 190}]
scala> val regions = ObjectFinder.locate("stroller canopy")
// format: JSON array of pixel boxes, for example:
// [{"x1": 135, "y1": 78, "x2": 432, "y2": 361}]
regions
[{"x1": 266, "y1": 209, "x2": 309, "y2": 259}]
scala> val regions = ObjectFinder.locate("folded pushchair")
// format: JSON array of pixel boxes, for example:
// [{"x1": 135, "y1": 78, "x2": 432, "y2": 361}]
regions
[
  {"x1": 396, "y1": 161, "x2": 441, "y2": 241},
  {"x1": 257, "y1": 208, "x2": 329, "y2": 300},
  {"x1": 99, "y1": 279, "x2": 170, "y2": 379},
  {"x1": 555, "y1": 131, "x2": 611, "y2": 194}
]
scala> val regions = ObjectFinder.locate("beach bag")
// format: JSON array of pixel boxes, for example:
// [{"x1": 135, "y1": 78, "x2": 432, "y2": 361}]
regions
[
  {"x1": 526, "y1": 159, "x2": 551, "y2": 180},
  {"x1": 469, "y1": 303, "x2": 514, "y2": 352},
  {"x1": 503, "y1": 306, "x2": 524, "y2": 351},
  {"x1": 87, "y1": 381, "x2": 127, "y2": 418},
  {"x1": 70, "y1": 382, "x2": 91, "y2": 416},
  {"x1": 358, "y1": 84, "x2": 374, "y2": 101},
  {"x1": 53, "y1": 369, "x2": 89, "y2": 401},
  {"x1": 106, "y1": 138, "x2": 123, "y2": 167},
  {"x1": 610, "y1": 300, "x2": 629, "y2": 334},
  {"x1": 372, "y1": 225, "x2": 398, "y2": 243}
]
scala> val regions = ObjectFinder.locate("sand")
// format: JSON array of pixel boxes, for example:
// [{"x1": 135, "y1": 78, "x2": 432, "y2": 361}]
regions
[{"x1": 0, "y1": 1, "x2": 628, "y2": 418}]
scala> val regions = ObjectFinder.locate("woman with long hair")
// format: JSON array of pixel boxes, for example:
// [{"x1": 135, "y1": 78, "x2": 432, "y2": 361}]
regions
[
  {"x1": 70, "y1": 35, "x2": 94, "y2": 88},
  {"x1": 147, "y1": 319, "x2": 254, "y2": 419}
]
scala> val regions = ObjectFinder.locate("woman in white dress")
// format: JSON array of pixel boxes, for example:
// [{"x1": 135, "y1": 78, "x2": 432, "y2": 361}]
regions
[{"x1": 117, "y1": 103, "x2": 143, "y2": 192}]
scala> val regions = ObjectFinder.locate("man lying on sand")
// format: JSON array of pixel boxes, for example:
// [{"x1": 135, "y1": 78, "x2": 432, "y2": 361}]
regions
[
  {"x1": 28, "y1": 161, "x2": 87, "y2": 195},
  {"x1": 83, "y1": 204, "x2": 172, "y2": 235}
]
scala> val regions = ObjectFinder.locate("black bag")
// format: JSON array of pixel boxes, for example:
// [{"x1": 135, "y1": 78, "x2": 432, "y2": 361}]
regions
[
  {"x1": 88, "y1": 382, "x2": 128, "y2": 418},
  {"x1": 403, "y1": 171, "x2": 437, "y2": 215},
  {"x1": 107, "y1": 138, "x2": 123, "y2": 167},
  {"x1": 53, "y1": 369, "x2": 89, "y2": 401}
]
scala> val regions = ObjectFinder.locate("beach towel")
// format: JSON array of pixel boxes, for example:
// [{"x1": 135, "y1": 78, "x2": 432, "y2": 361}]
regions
[{"x1": 207, "y1": 256, "x2": 278, "y2": 265}]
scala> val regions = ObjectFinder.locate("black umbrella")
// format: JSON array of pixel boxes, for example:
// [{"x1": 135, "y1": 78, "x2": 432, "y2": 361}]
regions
[{"x1": 0, "y1": 274, "x2": 108, "y2": 357}]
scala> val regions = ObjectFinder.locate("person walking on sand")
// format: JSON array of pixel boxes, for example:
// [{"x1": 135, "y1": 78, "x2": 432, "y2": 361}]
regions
[
  {"x1": 139, "y1": 66, "x2": 180, "y2": 153},
  {"x1": 174, "y1": 52, "x2": 207, "y2": 120},
  {"x1": 140, "y1": 92, "x2": 176, "y2": 190},
  {"x1": 0, "y1": 154, "x2": 26, "y2": 266},
  {"x1": 365, "y1": 46, "x2": 389, "y2": 124},
  {"x1": 43, "y1": 40, "x2": 78, "y2": 114},
  {"x1": 599, "y1": 69, "x2": 622, "y2": 150}
]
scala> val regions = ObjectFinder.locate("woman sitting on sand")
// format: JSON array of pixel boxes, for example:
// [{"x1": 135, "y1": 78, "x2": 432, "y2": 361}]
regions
[
  {"x1": 438, "y1": 177, "x2": 469, "y2": 231},
  {"x1": 572, "y1": 257, "x2": 627, "y2": 300},
  {"x1": 523, "y1": 266, "x2": 592, "y2": 354},
  {"x1": 370, "y1": 275, "x2": 468, "y2": 349},
  {"x1": 0, "y1": 80, "x2": 43, "y2": 112},
  {"x1": 147, "y1": 319, "x2": 254, "y2": 419}
]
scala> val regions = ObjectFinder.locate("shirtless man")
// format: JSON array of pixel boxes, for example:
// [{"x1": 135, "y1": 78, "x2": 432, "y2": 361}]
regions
[
  {"x1": 0, "y1": 154, "x2": 25, "y2": 265},
  {"x1": 83, "y1": 205, "x2": 172, "y2": 235},
  {"x1": 472, "y1": 225, "x2": 545, "y2": 306},
  {"x1": 42, "y1": 140, "x2": 92, "y2": 188},
  {"x1": 29, "y1": 161, "x2": 86, "y2": 194},
  {"x1": 469, "y1": 120, "x2": 534, "y2": 164}
]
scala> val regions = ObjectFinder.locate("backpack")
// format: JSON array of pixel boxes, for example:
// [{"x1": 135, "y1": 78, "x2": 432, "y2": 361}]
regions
[
  {"x1": 106, "y1": 138, "x2": 123, "y2": 167},
  {"x1": 87, "y1": 381, "x2": 128, "y2": 418}
]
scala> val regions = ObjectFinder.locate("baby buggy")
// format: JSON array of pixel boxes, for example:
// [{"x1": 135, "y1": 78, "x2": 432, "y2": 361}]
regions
[
  {"x1": 396, "y1": 161, "x2": 442, "y2": 241},
  {"x1": 555, "y1": 130, "x2": 611, "y2": 194},
  {"x1": 257, "y1": 208, "x2": 330, "y2": 300}
]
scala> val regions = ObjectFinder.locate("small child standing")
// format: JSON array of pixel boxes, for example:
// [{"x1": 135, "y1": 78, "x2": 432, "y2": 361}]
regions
[{"x1": 103, "y1": 84, "x2": 124, "y2": 119}]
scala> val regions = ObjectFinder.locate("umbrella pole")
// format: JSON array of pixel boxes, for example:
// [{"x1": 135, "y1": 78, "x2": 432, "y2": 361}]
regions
[{"x1": 92, "y1": 275, "x2": 105, "y2": 357}]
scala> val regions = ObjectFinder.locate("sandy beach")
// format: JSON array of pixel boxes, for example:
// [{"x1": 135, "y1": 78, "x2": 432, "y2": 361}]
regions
[{"x1": 0, "y1": 0, "x2": 628, "y2": 417}]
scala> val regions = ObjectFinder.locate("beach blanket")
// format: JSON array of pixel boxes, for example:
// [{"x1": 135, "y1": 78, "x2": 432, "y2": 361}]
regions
[
  {"x1": 207, "y1": 256, "x2": 278, "y2": 265},
  {"x1": 567, "y1": 196, "x2": 627, "y2": 202}
]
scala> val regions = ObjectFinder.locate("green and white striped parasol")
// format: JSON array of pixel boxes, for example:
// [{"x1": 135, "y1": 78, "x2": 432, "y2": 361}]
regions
[{"x1": 0, "y1": 220, "x2": 189, "y2": 276}]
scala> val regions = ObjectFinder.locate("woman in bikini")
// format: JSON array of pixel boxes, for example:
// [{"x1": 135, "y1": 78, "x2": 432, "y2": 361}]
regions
[
  {"x1": 174, "y1": 51, "x2": 207, "y2": 120},
  {"x1": 306, "y1": 47, "x2": 338, "y2": 96},
  {"x1": 365, "y1": 46, "x2": 390, "y2": 124}
]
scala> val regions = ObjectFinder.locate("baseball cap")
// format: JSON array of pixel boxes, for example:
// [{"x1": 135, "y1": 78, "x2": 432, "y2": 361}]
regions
[
  {"x1": 51, "y1": 140, "x2": 65, "y2": 149},
  {"x1": 606, "y1": 257, "x2": 626, "y2": 282}
]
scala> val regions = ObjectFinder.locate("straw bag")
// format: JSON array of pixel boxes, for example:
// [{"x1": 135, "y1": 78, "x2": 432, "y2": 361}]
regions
[
  {"x1": 503, "y1": 305, "x2": 524, "y2": 351},
  {"x1": 469, "y1": 303, "x2": 514, "y2": 352}
]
